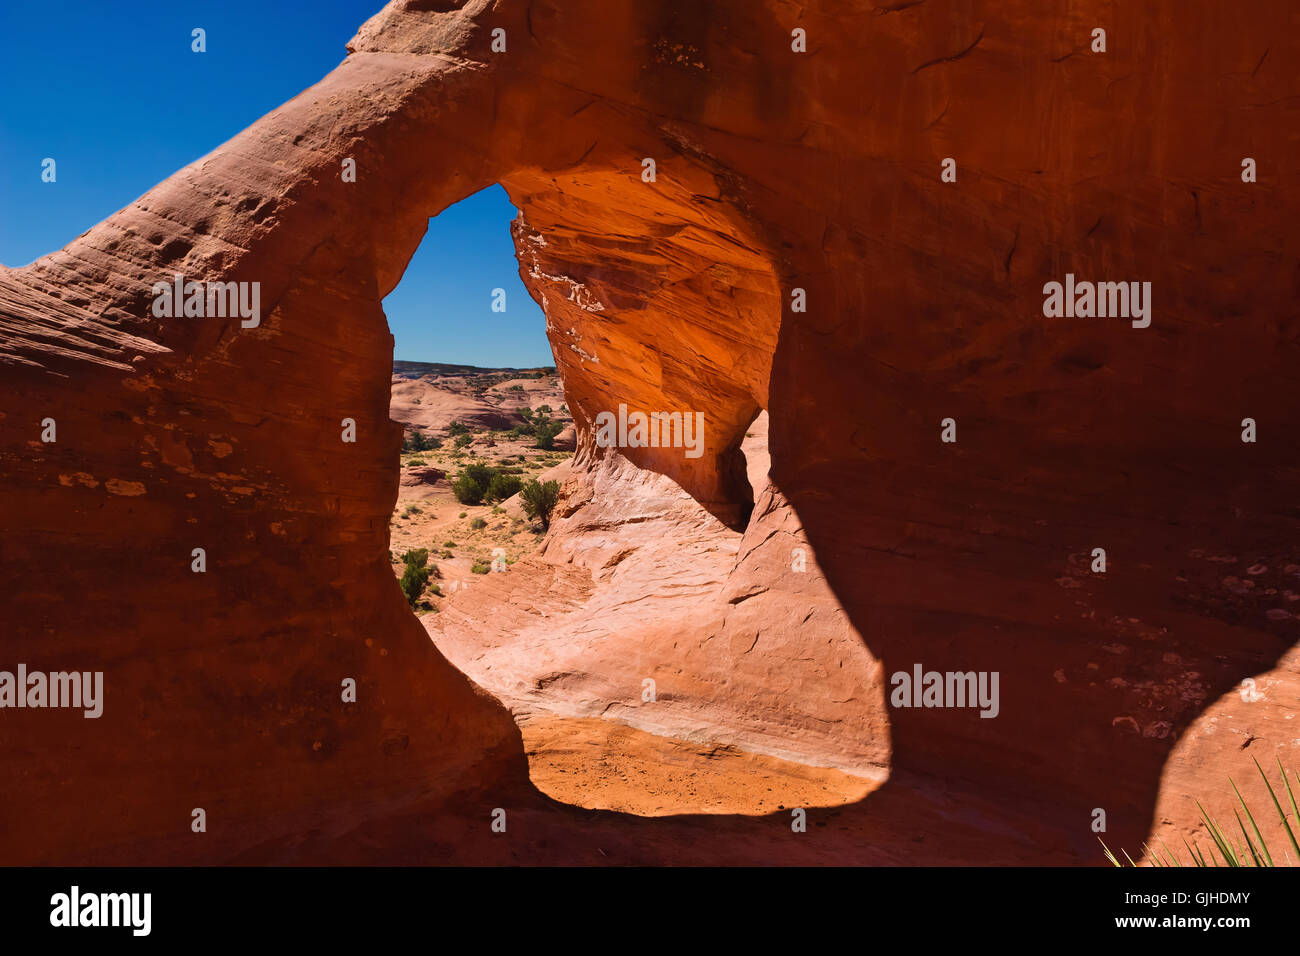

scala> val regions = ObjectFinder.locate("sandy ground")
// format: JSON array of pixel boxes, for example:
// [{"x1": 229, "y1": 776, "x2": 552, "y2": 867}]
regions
[{"x1": 520, "y1": 716, "x2": 877, "y2": 816}]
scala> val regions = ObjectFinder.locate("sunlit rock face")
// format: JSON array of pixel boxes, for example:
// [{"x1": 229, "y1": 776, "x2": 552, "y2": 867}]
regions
[{"x1": 2, "y1": 0, "x2": 1298, "y2": 864}]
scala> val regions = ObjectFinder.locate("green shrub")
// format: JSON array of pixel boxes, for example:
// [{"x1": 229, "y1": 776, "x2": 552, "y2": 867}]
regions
[
  {"x1": 403, "y1": 430, "x2": 440, "y2": 452},
  {"x1": 535, "y1": 420, "x2": 563, "y2": 450},
  {"x1": 452, "y1": 474, "x2": 484, "y2": 505},
  {"x1": 447, "y1": 421, "x2": 469, "y2": 436},
  {"x1": 470, "y1": 561, "x2": 490, "y2": 574},
  {"x1": 486, "y1": 472, "x2": 523, "y2": 502},
  {"x1": 470, "y1": 517, "x2": 487, "y2": 530},
  {"x1": 461, "y1": 463, "x2": 492, "y2": 485},
  {"x1": 398, "y1": 549, "x2": 431, "y2": 608},
  {"x1": 520, "y1": 479, "x2": 560, "y2": 531},
  {"x1": 454, "y1": 464, "x2": 524, "y2": 505}
]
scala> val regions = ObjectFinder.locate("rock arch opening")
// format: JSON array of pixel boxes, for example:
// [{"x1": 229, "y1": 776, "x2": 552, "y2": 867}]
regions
[{"x1": 389, "y1": 165, "x2": 892, "y2": 817}]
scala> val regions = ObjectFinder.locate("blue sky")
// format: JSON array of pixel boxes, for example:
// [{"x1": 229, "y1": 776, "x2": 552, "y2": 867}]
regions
[{"x1": 0, "y1": 0, "x2": 551, "y2": 368}]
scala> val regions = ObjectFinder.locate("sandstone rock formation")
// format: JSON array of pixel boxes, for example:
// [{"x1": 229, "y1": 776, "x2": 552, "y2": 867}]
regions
[
  {"x1": 2, "y1": 0, "x2": 1298, "y2": 864},
  {"x1": 389, "y1": 366, "x2": 570, "y2": 436},
  {"x1": 431, "y1": 414, "x2": 894, "y2": 778},
  {"x1": 399, "y1": 463, "x2": 446, "y2": 486}
]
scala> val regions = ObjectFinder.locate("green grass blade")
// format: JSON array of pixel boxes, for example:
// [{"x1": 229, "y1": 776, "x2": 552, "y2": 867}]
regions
[
  {"x1": 1233, "y1": 809, "x2": 1264, "y2": 867},
  {"x1": 1184, "y1": 838, "x2": 1207, "y2": 867},
  {"x1": 1157, "y1": 838, "x2": 1182, "y2": 867},
  {"x1": 1205, "y1": 838, "x2": 1223, "y2": 867},
  {"x1": 1232, "y1": 775, "x2": 1274, "y2": 866},
  {"x1": 1253, "y1": 758, "x2": 1300, "y2": 861},
  {"x1": 1100, "y1": 838, "x2": 1122, "y2": 868},
  {"x1": 1199, "y1": 802, "x2": 1240, "y2": 866},
  {"x1": 1278, "y1": 759, "x2": 1300, "y2": 857}
]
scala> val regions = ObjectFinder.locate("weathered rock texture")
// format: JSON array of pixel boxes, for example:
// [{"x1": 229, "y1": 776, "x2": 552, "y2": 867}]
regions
[
  {"x1": 2, "y1": 0, "x2": 1299, "y2": 863},
  {"x1": 431, "y1": 414, "x2": 894, "y2": 778}
]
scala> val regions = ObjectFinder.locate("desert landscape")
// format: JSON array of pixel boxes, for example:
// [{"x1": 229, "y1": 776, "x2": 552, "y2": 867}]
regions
[
  {"x1": 391, "y1": 373, "x2": 890, "y2": 820},
  {"x1": 2, "y1": 0, "x2": 1298, "y2": 875},
  {"x1": 387, "y1": 363, "x2": 574, "y2": 602}
]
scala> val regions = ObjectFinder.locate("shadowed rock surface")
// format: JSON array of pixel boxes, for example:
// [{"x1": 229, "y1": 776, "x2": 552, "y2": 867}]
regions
[{"x1": 2, "y1": 0, "x2": 1298, "y2": 864}]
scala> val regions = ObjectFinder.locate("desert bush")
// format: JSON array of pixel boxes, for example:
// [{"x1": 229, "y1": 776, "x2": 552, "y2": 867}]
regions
[
  {"x1": 462, "y1": 463, "x2": 492, "y2": 484},
  {"x1": 398, "y1": 549, "x2": 432, "y2": 608},
  {"x1": 454, "y1": 464, "x2": 523, "y2": 505},
  {"x1": 470, "y1": 517, "x2": 487, "y2": 530},
  {"x1": 452, "y1": 474, "x2": 483, "y2": 505},
  {"x1": 470, "y1": 561, "x2": 490, "y2": 574},
  {"x1": 403, "y1": 430, "x2": 440, "y2": 452},
  {"x1": 535, "y1": 420, "x2": 563, "y2": 450},
  {"x1": 520, "y1": 479, "x2": 560, "y2": 531},
  {"x1": 486, "y1": 472, "x2": 522, "y2": 502}
]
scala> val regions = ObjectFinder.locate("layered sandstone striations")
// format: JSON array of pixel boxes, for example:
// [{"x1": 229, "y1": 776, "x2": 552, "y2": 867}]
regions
[{"x1": 2, "y1": 0, "x2": 1298, "y2": 863}]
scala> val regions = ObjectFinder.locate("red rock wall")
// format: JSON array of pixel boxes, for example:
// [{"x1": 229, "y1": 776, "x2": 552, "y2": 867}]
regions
[{"x1": 2, "y1": 0, "x2": 1298, "y2": 863}]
